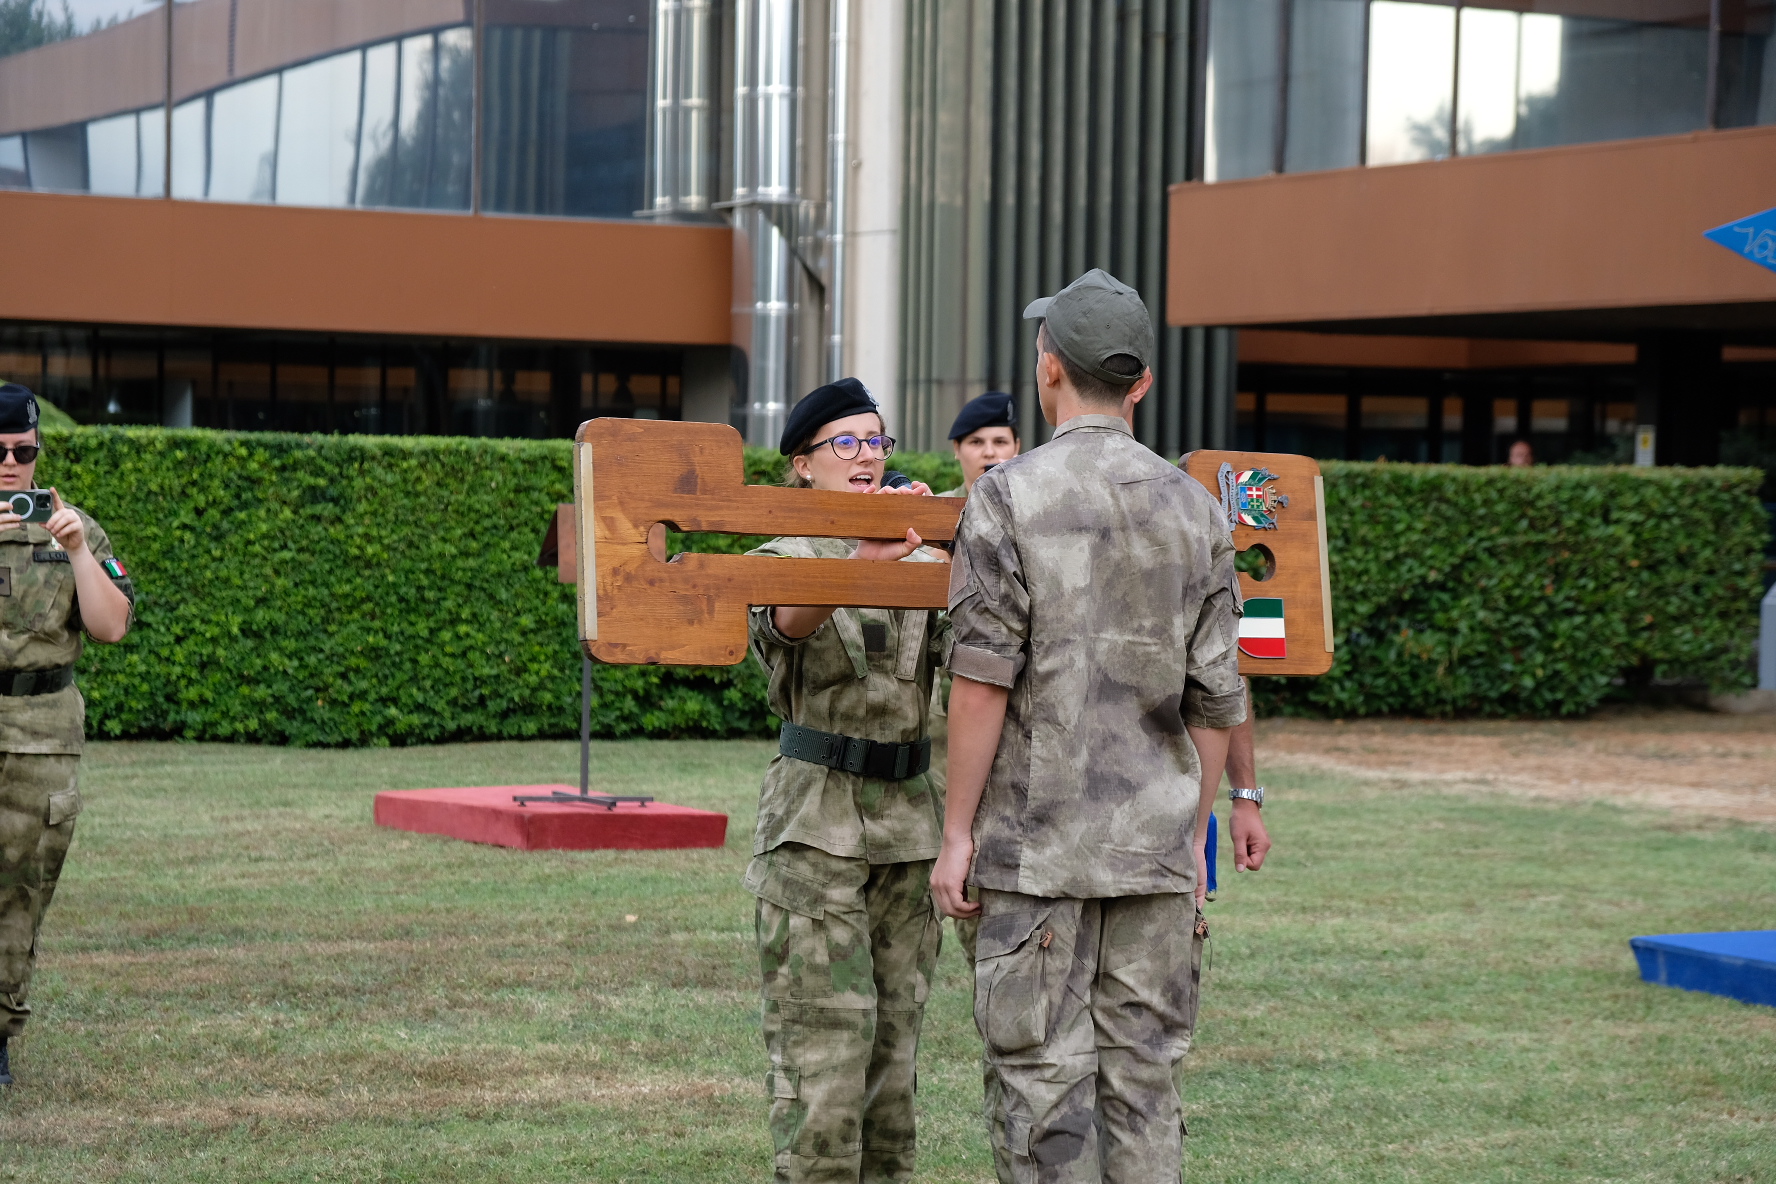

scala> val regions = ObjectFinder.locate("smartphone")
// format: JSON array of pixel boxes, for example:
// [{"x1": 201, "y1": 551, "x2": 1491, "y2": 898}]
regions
[{"x1": 2, "y1": 490, "x2": 53, "y2": 523}]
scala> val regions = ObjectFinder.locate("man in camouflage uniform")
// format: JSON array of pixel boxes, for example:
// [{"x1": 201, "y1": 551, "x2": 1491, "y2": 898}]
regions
[
  {"x1": 931, "y1": 273, "x2": 1246, "y2": 1183},
  {"x1": 745, "y1": 378, "x2": 949, "y2": 1183},
  {"x1": 0, "y1": 383, "x2": 135, "y2": 1086}
]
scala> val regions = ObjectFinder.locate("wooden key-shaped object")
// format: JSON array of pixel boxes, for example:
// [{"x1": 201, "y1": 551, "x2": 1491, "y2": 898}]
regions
[
  {"x1": 576, "y1": 418, "x2": 964, "y2": 666},
  {"x1": 1181, "y1": 450, "x2": 1335, "y2": 676}
]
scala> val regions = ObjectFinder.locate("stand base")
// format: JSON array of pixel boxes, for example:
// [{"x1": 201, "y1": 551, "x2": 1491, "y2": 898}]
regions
[{"x1": 374, "y1": 785, "x2": 728, "y2": 852}]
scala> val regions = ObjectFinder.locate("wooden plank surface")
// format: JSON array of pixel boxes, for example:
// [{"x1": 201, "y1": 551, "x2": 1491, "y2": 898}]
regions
[
  {"x1": 1182, "y1": 451, "x2": 1334, "y2": 677},
  {"x1": 578, "y1": 418, "x2": 963, "y2": 666}
]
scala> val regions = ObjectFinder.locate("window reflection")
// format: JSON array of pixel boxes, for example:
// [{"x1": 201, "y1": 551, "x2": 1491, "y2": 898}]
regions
[
  {"x1": 1717, "y1": 2, "x2": 1776, "y2": 128},
  {"x1": 169, "y1": 97, "x2": 204, "y2": 198},
  {"x1": 207, "y1": 74, "x2": 279, "y2": 202},
  {"x1": 356, "y1": 42, "x2": 399, "y2": 208},
  {"x1": 1366, "y1": 1, "x2": 1455, "y2": 165},
  {"x1": 274, "y1": 51, "x2": 361, "y2": 208},
  {"x1": 85, "y1": 110, "x2": 138, "y2": 195},
  {"x1": 1456, "y1": 7, "x2": 1518, "y2": 155},
  {"x1": 1205, "y1": 0, "x2": 1283, "y2": 182},
  {"x1": 1285, "y1": 0, "x2": 1366, "y2": 173}
]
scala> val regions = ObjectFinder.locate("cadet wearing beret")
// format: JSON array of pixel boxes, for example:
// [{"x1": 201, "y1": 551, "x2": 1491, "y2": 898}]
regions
[
  {"x1": 938, "y1": 391, "x2": 1021, "y2": 499},
  {"x1": 0, "y1": 384, "x2": 134, "y2": 1088},
  {"x1": 743, "y1": 378, "x2": 950, "y2": 1181}
]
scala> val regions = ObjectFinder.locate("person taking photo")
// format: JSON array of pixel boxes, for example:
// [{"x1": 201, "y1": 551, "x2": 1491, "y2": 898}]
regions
[
  {"x1": 0, "y1": 383, "x2": 134, "y2": 1088},
  {"x1": 743, "y1": 378, "x2": 949, "y2": 1183}
]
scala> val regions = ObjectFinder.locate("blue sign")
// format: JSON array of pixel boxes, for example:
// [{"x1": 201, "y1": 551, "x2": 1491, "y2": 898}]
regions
[{"x1": 1704, "y1": 207, "x2": 1776, "y2": 274}]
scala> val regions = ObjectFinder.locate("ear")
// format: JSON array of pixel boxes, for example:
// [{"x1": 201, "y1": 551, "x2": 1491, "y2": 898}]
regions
[
  {"x1": 950, "y1": 439, "x2": 962, "y2": 457},
  {"x1": 791, "y1": 453, "x2": 813, "y2": 481},
  {"x1": 1037, "y1": 350, "x2": 1067, "y2": 392},
  {"x1": 1124, "y1": 369, "x2": 1154, "y2": 410}
]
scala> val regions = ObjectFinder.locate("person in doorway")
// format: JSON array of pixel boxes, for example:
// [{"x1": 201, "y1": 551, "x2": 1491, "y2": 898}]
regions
[
  {"x1": 0, "y1": 383, "x2": 134, "y2": 1088},
  {"x1": 1508, "y1": 439, "x2": 1535, "y2": 467},
  {"x1": 931, "y1": 270, "x2": 1245, "y2": 1183},
  {"x1": 744, "y1": 377, "x2": 949, "y2": 1183}
]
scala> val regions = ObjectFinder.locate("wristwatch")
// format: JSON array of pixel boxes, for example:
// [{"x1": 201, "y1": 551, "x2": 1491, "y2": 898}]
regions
[{"x1": 1228, "y1": 786, "x2": 1265, "y2": 808}]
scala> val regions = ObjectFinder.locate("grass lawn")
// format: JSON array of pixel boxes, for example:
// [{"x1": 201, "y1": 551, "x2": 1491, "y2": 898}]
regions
[{"x1": 1, "y1": 739, "x2": 1772, "y2": 1182}]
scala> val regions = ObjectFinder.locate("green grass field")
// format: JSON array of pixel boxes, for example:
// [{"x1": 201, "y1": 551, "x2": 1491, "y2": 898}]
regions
[{"x1": 1, "y1": 739, "x2": 1772, "y2": 1182}]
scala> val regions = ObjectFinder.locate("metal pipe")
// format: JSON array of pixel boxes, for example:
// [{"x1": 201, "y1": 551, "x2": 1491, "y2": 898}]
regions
[
  {"x1": 648, "y1": 0, "x2": 714, "y2": 214},
  {"x1": 732, "y1": 0, "x2": 801, "y2": 445},
  {"x1": 825, "y1": 0, "x2": 850, "y2": 381}
]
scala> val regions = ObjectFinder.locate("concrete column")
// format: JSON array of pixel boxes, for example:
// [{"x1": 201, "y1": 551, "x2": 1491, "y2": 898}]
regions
[{"x1": 845, "y1": 0, "x2": 904, "y2": 431}]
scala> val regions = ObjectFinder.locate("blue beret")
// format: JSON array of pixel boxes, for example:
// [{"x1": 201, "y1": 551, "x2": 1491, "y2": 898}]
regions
[
  {"x1": 780, "y1": 377, "x2": 880, "y2": 456},
  {"x1": 0, "y1": 383, "x2": 40, "y2": 435},
  {"x1": 948, "y1": 391, "x2": 1016, "y2": 441}
]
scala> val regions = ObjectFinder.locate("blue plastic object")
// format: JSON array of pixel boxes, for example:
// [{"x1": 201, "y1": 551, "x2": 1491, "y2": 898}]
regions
[
  {"x1": 1704, "y1": 207, "x2": 1776, "y2": 275},
  {"x1": 1630, "y1": 931, "x2": 1776, "y2": 1008},
  {"x1": 1205, "y1": 811, "x2": 1217, "y2": 895}
]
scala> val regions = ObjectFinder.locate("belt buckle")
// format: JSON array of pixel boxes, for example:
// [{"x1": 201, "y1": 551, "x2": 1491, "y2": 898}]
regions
[
  {"x1": 892, "y1": 744, "x2": 910, "y2": 780},
  {"x1": 841, "y1": 737, "x2": 869, "y2": 774}
]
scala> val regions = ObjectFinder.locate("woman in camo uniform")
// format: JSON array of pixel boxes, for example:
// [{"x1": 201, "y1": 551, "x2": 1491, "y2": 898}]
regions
[{"x1": 743, "y1": 378, "x2": 949, "y2": 1184}]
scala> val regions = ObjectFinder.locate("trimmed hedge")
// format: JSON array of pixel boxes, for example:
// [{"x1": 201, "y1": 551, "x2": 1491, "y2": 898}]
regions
[
  {"x1": 1254, "y1": 462, "x2": 1767, "y2": 717},
  {"x1": 37, "y1": 427, "x2": 1763, "y2": 743}
]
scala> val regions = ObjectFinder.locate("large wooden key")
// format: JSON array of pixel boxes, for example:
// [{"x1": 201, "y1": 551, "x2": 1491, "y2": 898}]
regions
[
  {"x1": 1181, "y1": 451, "x2": 1335, "y2": 676},
  {"x1": 576, "y1": 418, "x2": 964, "y2": 666}
]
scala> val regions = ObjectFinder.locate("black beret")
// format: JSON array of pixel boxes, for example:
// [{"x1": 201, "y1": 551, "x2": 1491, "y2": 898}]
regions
[
  {"x1": 779, "y1": 377, "x2": 880, "y2": 456},
  {"x1": 0, "y1": 383, "x2": 40, "y2": 435},
  {"x1": 948, "y1": 390, "x2": 1016, "y2": 441}
]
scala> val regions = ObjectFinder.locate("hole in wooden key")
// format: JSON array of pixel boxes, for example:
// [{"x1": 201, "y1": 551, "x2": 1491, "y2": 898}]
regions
[{"x1": 1235, "y1": 543, "x2": 1276, "y2": 582}]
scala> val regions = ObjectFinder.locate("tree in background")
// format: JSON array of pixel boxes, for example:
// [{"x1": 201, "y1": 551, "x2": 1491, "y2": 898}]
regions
[{"x1": 0, "y1": 0, "x2": 76, "y2": 58}]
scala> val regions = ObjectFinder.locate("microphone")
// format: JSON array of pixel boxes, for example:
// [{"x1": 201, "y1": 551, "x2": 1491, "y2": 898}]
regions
[{"x1": 880, "y1": 471, "x2": 913, "y2": 489}]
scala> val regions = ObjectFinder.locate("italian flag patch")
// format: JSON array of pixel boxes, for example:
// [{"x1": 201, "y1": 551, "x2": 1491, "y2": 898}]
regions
[
  {"x1": 1238, "y1": 597, "x2": 1286, "y2": 659},
  {"x1": 103, "y1": 558, "x2": 127, "y2": 579}
]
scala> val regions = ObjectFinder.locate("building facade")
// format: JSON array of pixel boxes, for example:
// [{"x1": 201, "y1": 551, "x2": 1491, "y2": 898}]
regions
[{"x1": 1, "y1": 0, "x2": 1772, "y2": 471}]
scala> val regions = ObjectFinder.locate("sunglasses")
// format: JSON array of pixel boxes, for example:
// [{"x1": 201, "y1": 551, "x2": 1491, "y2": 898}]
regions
[
  {"x1": 801, "y1": 433, "x2": 896, "y2": 462},
  {"x1": 0, "y1": 445, "x2": 40, "y2": 463}
]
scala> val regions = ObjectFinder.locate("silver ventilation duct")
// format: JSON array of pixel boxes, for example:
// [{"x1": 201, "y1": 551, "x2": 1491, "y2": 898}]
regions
[
  {"x1": 729, "y1": 0, "x2": 803, "y2": 447},
  {"x1": 646, "y1": 0, "x2": 716, "y2": 217},
  {"x1": 824, "y1": 0, "x2": 850, "y2": 382}
]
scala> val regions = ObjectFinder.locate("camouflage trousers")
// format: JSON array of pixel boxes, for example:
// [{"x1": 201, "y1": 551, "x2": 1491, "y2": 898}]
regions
[
  {"x1": 746, "y1": 843, "x2": 942, "y2": 1183},
  {"x1": 0, "y1": 754, "x2": 82, "y2": 1039},
  {"x1": 973, "y1": 889, "x2": 1204, "y2": 1184}
]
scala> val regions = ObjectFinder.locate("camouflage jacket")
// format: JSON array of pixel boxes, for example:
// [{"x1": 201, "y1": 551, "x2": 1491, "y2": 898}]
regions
[
  {"x1": 926, "y1": 485, "x2": 966, "y2": 800},
  {"x1": 0, "y1": 508, "x2": 135, "y2": 754},
  {"x1": 947, "y1": 414, "x2": 1246, "y2": 899},
  {"x1": 747, "y1": 535, "x2": 950, "y2": 864}
]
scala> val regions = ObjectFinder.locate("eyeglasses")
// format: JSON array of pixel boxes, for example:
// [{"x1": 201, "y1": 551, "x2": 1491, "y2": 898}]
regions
[
  {"x1": 0, "y1": 445, "x2": 40, "y2": 463},
  {"x1": 800, "y1": 433, "x2": 895, "y2": 461}
]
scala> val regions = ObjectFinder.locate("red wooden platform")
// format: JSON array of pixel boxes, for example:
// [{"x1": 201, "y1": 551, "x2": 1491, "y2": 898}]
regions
[{"x1": 373, "y1": 785, "x2": 728, "y2": 852}]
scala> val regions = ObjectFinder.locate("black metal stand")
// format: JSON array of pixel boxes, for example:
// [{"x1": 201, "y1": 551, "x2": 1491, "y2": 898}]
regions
[{"x1": 513, "y1": 657, "x2": 655, "y2": 810}]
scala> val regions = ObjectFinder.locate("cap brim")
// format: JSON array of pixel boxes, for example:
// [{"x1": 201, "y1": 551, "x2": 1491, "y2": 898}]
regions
[{"x1": 1022, "y1": 296, "x2": 1053, "y2": 320}]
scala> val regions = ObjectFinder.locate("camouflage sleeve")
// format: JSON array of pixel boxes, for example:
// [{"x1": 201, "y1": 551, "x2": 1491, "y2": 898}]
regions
[
  {"x1": 746, "y1": 536, "x2": 823, "y2": 650},
  {"x1": 1183, "y1": 525, "x2": 1246, "y2": 729},
  {"x1": 945, "y1": 479, "x2": 1027, "y2": 689}
]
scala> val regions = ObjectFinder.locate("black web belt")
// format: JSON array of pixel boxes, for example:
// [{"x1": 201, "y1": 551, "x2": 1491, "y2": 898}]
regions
[
  {"x1": 779, "y1": 722, "x2": 931, "y2": 781},
  {"x1": 0, "y1": 665, "x2": 74, "y2": 697}
]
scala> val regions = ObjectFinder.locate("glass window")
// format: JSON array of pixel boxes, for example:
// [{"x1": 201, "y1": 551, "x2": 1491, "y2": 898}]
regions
[
  {"x1": 207, "y1": 73, "x2": 279, "y2": 202},
  {"x1": 482, "y1": 11, "x2": 650, "y2": 218},
  {"x1": 1493, "y1": 398, "x2": 1518, "y2": 437},
  {"x1": 138, "y1": 106, "x2": 164, "y2": 195},
  {"x1": 86, "y1": 110, "x2": 138, "y2": 195},
  {"x1": 0, "y1": 0, "x2": 166, "y2": 196},
  {"x1": 1284, "y1": 0, "x2": 1366, "y2": 173},
  {"x1": 1204, "y1": 0, "x2": 1283, "y2": 182},
  {"x1": 274, "y1": 50, "x2": 363, "y2": 208},
  {"x1": 95, "y1": 335, "x2": 161, "y2": 423},
  {"x1": 374, "y1": 29, "x2": 473, "y2": 211},
  {"x1": 0, "y1": 135, "x2": 25, "y2": 187},
  {"x1": 1513, "y1": 7, "x2": 1712, "y2": 150},
  {"x1": 1441, "y1": 395, "x2": 1463, "y2": 462},
  {"x1": 355, "y1": 41, "x2": 399, "y2": 208},
  {"x1": 1265, "y1": 393, "x2": 1348, "y2": 459},
  {"x1": 1456, "y1": 6, "x2": 1519, "y2": 155},
  {"x1": 169, "y1": 96, "x2": 204, "y2": 197},
  {"x1": 1716, "y1": 1, "x2": 1776, "y2": 128},
  {"x1": 1361, "y1": 394, "x2": 1429, "y2": 461},
  {"x1": 1366, "y1": 1, "x2": 1455, "y2": 165},
  {"x1": 163, "y1": 348, "x2": 207, "y2": 428}
]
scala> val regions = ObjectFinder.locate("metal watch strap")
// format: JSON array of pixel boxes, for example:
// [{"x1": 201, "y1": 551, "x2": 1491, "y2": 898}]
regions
[
  {"x1": 1228, "y1": 785, "x2": 1265, "y2": 807},
  {"x1": 779, "y1": 722, "x2": 932, "y2": 781}
]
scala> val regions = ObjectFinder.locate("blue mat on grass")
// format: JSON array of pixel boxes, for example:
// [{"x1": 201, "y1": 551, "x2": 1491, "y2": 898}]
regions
[{"x1": 1630, "y1": 931, "x2": 1776, "y2": 1008}]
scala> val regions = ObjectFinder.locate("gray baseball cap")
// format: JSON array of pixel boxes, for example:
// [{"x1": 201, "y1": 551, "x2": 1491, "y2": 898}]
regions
[{"x1": 1023, "y1": 269, "x2": 1153, "y2": 386}]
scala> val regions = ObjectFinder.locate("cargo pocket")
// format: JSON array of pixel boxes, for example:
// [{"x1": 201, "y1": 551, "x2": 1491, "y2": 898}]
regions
[
  {"x1": 974, "y1": 910, "x2": 1051, "y2": 1055},
  {"x1": 746, "y1": 850, "x2": 835, "y2": 1002},
  {"x1": 765, "y1": 1066, "x2": 800, "y2": 1099},
  {"x1": 45, "y1": 787, "x2": 81, "y2": 827}
]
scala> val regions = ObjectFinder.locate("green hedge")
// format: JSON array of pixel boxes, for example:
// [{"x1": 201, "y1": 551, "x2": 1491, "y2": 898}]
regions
[
  {"x1": 1254, "y1": 462, "x2": 1767, "y2": 718},
  {"x1": 38, "y1": 427, "x2": 1762, "y2": 743}
]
